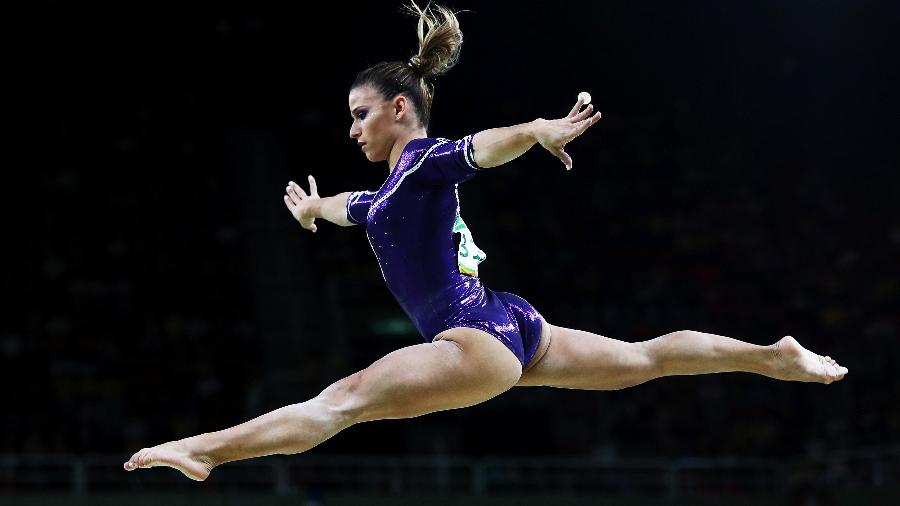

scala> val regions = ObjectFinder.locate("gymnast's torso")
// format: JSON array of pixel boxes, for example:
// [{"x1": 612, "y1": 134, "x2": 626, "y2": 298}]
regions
[
  {"x1": 346, "y1": 135, "x2": 544, "y2": 365},
  {"x1": 346, "y1": 135, "x2": 492, "y2": 339}
]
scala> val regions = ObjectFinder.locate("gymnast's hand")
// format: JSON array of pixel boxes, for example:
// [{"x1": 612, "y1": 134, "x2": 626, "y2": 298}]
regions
[
  {"x1": 284, "y1": 176, "x2": 320, "y2": 233},
  {"x1": 533, "y1": 96, "x2": 602, "y2": 170}
]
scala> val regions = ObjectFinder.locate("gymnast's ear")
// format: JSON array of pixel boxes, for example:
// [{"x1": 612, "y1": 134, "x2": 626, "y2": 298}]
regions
[{"x1": 392, "y1": 94, "x2": 411, "y2": 120}]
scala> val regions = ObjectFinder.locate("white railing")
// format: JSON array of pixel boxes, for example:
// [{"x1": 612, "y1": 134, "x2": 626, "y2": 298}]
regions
[{"x1": 1, "y1": 446, "x2": 898, "y2": 497}]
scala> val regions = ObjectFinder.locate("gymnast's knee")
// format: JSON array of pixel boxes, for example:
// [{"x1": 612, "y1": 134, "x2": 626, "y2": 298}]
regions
[
  {"x1": 316, "y1": 372, "x2": 369, "y2": 426},
  {"x1": 643, "y1": 330, "x2": 695, "y2": 374},
  {"x1": 317, "y1": 369, "x2": 423, "y2": 424}
]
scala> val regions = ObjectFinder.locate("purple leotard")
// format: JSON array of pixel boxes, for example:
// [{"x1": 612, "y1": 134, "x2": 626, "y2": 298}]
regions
[{"x1": 346, "y1": 135, "x2": 544, "y2": 367}]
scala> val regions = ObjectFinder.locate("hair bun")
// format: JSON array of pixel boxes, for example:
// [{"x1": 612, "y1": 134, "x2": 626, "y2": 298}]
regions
[
  {"x1": 405, "y1": 2, "x2": 462, "y2": 80},
  {"x1": 407, "y1": 60, "x2": 423, "y2": 75}
]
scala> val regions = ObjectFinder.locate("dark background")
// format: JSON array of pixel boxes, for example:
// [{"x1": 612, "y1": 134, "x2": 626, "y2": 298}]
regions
[{"x1": 7, "y1": 0, "x2": 898, "y2": 470}]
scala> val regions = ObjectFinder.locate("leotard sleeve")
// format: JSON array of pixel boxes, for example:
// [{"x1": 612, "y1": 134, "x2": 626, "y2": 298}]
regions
[
  {"x1": 411, "y1": 134, "x2": 481, "y2": 186},
  {"x1": 345, "y1": 190, "x2": 377, "y2": 225}
]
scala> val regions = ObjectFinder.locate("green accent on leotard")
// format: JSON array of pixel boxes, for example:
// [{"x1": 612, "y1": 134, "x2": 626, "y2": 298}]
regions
[{"x1": 453, "y1": 214, "x2": 486, "y2": 277}]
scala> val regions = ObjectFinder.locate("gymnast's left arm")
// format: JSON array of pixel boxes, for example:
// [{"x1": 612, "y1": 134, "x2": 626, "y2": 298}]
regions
[{"x1": 472, "y1": 95, "x2": 602, "y2": 170}]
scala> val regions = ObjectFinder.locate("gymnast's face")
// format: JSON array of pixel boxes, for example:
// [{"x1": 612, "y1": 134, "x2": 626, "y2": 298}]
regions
[{"x1": 348, "y1": 85, "x2": 404, "y2": 163}]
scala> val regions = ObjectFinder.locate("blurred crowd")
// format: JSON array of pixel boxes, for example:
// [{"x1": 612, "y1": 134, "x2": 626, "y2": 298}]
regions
[
  {"x1": 6, "y1": 96, "x2": 897, "y2": 463},
  {"x1": 6, "y1": 0, "x2": 897, "y2": 470}
]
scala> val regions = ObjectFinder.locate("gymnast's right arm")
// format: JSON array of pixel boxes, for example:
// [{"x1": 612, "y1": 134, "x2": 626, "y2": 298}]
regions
[
  {"x1": 284, "y1": 177, "x2": 360, "y2": 232},
  {"x1": 474, "y1": 96, "x2": 602, "y2": 171}
]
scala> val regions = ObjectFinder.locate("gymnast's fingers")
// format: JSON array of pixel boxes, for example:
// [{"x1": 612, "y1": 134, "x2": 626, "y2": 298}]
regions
[
  {"x1": 566, "y1": 97, "x2": 584, "y2": 119},
  {"x1": 286, "y1": 182, "x2": 302, "y2": 205},
  {"x1": 571, "y1": 103, "x2": 594, "y2": 123},
  {"x1": 307, "y1": 175, "x2": 319, "y2": 198},
  {"x1": 553, "y1": 147, "x2": 573, "y2": 170},
  {"x1": 575, "y1": 111, "x2": 602, "y2": 136},
  {"x1": 292, "y1": 181, "x2": 309, "y2": 199}
]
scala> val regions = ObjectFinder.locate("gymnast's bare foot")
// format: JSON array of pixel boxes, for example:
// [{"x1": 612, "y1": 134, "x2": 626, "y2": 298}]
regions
[
  {"x1": 123, "y1": 438, "x2": 215, "y2": 481},
  {"x1": 768, "y1": 336, "x2": 849, "y2": 384}
]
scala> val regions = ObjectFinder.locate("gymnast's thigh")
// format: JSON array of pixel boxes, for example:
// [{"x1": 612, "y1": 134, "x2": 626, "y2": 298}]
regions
[
  {"x1": 330, "y1": 326, "x2": 522, "y2": 422},
  {"x1": 515, "y1": 321, "x2": 656, "y2": 390}
]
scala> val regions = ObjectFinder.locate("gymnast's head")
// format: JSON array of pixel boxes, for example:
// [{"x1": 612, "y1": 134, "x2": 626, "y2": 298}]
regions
[{"x1": 348, "y1": 2, "x2": 463, "y2": 163}]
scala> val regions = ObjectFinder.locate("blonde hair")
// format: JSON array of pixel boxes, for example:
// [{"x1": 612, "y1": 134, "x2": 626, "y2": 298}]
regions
[{"x1": 351, "y1": 2, "x2": 464, "y2": 129}]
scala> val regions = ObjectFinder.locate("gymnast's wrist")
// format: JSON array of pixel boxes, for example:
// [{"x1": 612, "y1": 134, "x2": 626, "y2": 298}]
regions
[
  {"x1": 303, "y1": 198, "x2": 324, "y2": 221},
  {"x1": 528, "y1": 118, "x2": 546, "y2": 143},
  {"x1": 316, "y1": 193, "x2": 349, "y2": 224}
]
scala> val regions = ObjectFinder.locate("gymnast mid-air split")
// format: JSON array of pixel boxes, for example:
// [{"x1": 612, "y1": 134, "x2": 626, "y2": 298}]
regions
[{"x1": 125, "y1": 2, "x2": 847, "y2": 481}]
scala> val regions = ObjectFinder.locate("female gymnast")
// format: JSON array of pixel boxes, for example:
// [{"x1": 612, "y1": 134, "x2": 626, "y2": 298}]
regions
[{"x1": 124, "y1": 2, "x2": 848, "y2": 481}]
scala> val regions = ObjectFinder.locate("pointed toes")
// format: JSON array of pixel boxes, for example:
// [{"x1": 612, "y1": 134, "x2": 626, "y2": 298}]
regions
[
  {"x1": 824, "y1": 364, "x2": 848, "y2": 383},
  {"x1": 124, "y1": 449, "x2": 152, "y2": 470}
]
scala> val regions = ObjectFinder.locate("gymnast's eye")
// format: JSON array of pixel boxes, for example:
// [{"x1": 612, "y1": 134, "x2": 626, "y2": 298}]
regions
[{"x1": 357, "y1": 111, "x2": 367, "y2": 119}]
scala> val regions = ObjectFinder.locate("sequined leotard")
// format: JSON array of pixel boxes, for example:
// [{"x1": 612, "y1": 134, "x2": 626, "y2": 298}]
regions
[{"x1": 346, "y1": 135, "x2": 544, "y2": 367}]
